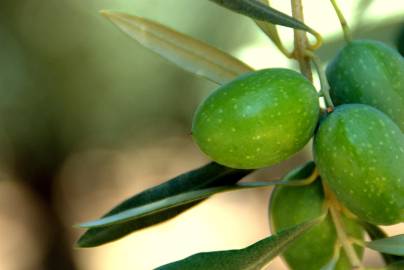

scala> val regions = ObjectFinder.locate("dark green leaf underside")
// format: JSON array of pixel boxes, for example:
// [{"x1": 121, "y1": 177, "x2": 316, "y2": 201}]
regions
[
  {"x1": 156, "y1": 216, "x2": 323, "y2": 270},
  {"x1": 78, "y1": 171, "x2": 318, "y2": 230},
  {"x1": 366, "y1": 234, "x2": 404, "y2": 256},
  {"x1": 361, "y1": 222, "x2": 404, "y2": 264},
  {"x1": 209, "y1": 0, "x2": 311, "y2": 32},
  {"x1": 77, "y1": 162, "x2": 251, "y2": 247}
]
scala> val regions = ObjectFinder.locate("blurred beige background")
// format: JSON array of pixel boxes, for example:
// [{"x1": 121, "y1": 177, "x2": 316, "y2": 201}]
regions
[{"x1": 0, "y1": 0, "x2": 402, "y2": 269}]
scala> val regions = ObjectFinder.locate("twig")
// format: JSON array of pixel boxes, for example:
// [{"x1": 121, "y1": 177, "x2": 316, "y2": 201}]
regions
[
  {"x1": 304, "y1": 51, "x2": 335, "y2": 111},
  {"x1": 290, "y1": 0, "x2": 312, "y2": 80},
  {"x1": 325, "y1": 185, "x2": 365, "y2": 270},
  {"x1": 330, "y1": 0, "x2": 352, "y2": 42}
]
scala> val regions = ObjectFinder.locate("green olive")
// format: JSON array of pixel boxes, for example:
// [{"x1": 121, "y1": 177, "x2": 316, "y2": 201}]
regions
[
  {"x1": 192, "y1": 68, "x2": 320, "y2": 169},
  {"x1": 269, "y1": 162, "x2": 364, "y2": 270},
  {"x1": 326, "y1": 40, "x2": 404, "y2": 131},
  {"x1": 314, "y1": 104, "x2": 404, "y2": 225}
]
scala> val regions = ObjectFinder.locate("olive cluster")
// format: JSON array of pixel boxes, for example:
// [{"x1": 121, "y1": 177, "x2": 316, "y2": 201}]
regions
[{"x1": 192, "y1": 40, "x2": 404, "y2": 269}]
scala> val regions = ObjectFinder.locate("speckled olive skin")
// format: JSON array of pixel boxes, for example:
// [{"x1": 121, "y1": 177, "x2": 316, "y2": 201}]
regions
[
  {"x1": 269, "y1": 162, "x2": 364, "y2": 270},
  {"x1": 191, "y1": 68, "x2": 320, "y2": 169},
  {"x1": 326, "y1": 40, "x2": 404, "y2": 130},
  {"x1": 314, "y1": 104, "x2": 404, "y2": 225}
]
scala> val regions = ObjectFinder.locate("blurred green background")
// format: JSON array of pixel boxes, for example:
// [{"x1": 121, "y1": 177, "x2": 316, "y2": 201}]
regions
[{"x1": 0, "y1": 0, "x2": 402, "y2": 269}]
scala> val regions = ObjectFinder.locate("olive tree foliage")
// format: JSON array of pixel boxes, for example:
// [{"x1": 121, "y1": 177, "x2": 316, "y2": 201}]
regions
[{"x1": 76, "y1": 1, "x2": 404, "y2": 269}]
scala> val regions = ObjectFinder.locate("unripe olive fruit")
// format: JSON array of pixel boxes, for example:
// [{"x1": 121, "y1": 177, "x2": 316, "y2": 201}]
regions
[
  {"x1": 326, "y1": 40, "x2": 404, "y2": 130},
  {"x1": 314, "y1": 104, "x2": 404, "y2": 225},
  {"x1": 269, "y1": 162, "x2": 364, "y2": 270},
  {"x1": 191, "y1": 68, "x2": 320, "y2": 169}
]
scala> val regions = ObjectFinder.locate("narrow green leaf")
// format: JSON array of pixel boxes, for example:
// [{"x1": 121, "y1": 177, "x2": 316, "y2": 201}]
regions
[
  {"x1": 76, "y1": 162, "x2": 251, "y2": 247},
  {"x1": 78, "y1": 179, "x2": 304, "y2": 229},
  {"x1": 101, "y1": 10, "x2": 253, "y2": 85},
  {"x1": 78, "y1": 185, "x2": 245, "y2": 229},
  {"x1": 366, "y1": 235, "x2": 404, "y2": 256},
  {"x1": 156, "y1": 216, "x2": 324, "y2": 270},
  {"x1": 209, "y1": 0, "x2": 322, "y2": 49},
  {"x1": 361, "y1": 222, "x2": 404, "y2": 264},
  {"x1": 209, "y1": 0, "x2": 311, "y2": 31},
  {"x1": 281, "y1": 161, "x2": 316, "y2": 182}
]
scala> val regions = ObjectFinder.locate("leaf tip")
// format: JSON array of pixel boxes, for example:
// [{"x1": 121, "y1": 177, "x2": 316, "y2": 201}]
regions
[
  {"x1": 73, "y1": 222, "x2": 87, "y2": 229},
  {"x1": 99, "y1": 10, "x2": 124, "y2": 23},
  {"x1": 99, "y1": 9, "x2": 113, "y2": 18},
  {"x1": 98, "y1": 10, "x2": 134, "y2": 31},
  {"x1": 74, "y1": 218, "x2": 101, "y2": 229},
  {"x1": 76, "y1": 221, "x2": 93, "y2": 229},
  {"x1": 75, "y1": 230, "x2": 109, "y2": 248},
  {"x1": 73, "y1": 237, "x2": 90, "y2": 249},
  {"x1": 73, "y1": 242, "x2": 84, "y2": 249},
  {"x1": 75, "y1": 235, "x2": 92, "y2": 249}
]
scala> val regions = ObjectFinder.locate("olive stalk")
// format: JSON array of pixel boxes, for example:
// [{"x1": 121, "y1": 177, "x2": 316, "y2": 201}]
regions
[
  {"x1": 330, "y1": 0, "x2": 352, "y2": 42},
  {"x1": 291, "y1": 2, "x2": 362, "y2": 268},
  {"x1": 325, "y1": 184, "x2": 365, "y2": 270},
  {"x1": 349, "y1": 237, "x2": 366, "y2": 247},
  {"x1": 290, "y1": 0, "x2": 313, "y2": 80},
  {"x1": 305, "y1": 51, "x2": 335, "y2": 111}
]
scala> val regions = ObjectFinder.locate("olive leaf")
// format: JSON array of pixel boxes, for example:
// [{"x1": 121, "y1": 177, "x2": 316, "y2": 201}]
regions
[
  {"x1": 100, "y1": 11, "x2": 253, "y2": 85},
  {"x1": 280, "y1": 161, "x2": 316, "y2": 182},
  {"x1": 78, "y1": 184, "x2": 254, "y2": 229},
  {"x1": 76, "y1": 162, "x2": 252, "y2": 247},
  {"x1": 365, "y1": 234, "x2": 404, "y2": 256},
  {"x1": 209, "y1": 0, "x2": 311, "y2": 32},
  {"x1": 155, "y1": 215, "x2": 324, "y2": 270},
  {"x1": 361, "y1": 222, "x2": 404, "y2": 264},
  {"x1": 208, "y1": 0, "x2": 321, "y2": 48},
  {"x1": 78, "y1": 175, "x2": 315, "y2": 229}
]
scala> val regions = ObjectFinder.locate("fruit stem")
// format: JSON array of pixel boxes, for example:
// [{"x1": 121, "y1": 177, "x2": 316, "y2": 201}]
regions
[
  {"x1": 349, "y1": 237, "x2": 366, "y2": 247},
  {"x1": 330, "y1": 0, "x2": 352, "y2": 42},
  {"x1": 324, "y1": 184, "x2": 365, "y2": 270},
  {"x1": 291, "y1": 0, "x2": 313, "y2": 80},
  {"x1": 305, "y1": 51, "x2": 335, "y2": 111},
  {"x1": 283, "y1": 167, "x2": 319, "y2": 186}
]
